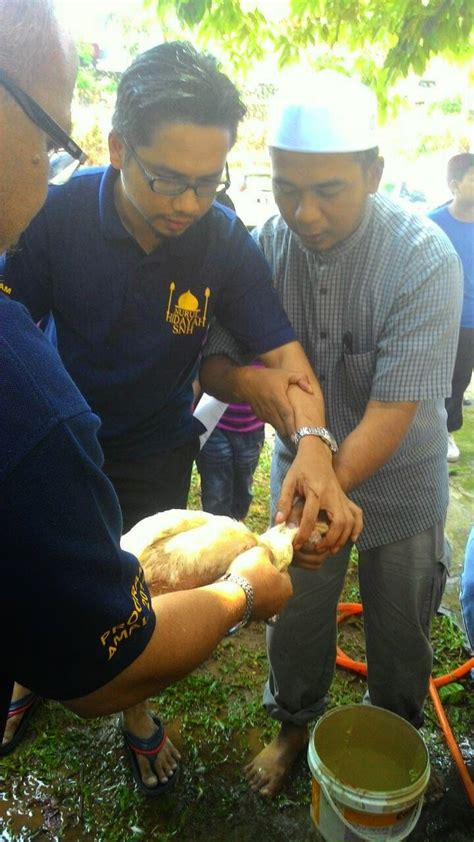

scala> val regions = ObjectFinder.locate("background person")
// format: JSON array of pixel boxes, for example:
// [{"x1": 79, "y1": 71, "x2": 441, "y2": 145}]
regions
[
  {"x1": 460, "y1": 525, "x2": 474, "y2": 652},
  {"x1": 200, "y1": 69, "x2": 463, "y2": 797},
  {"x1": 0, "y1": 0, "x2": 293, "y2": 792},
  {"x1": 428, "y1": 153, "x2": 474, "y2": 462},
  {"x1": 196, "y1": 362, "x2": 265, "y2": 520}
]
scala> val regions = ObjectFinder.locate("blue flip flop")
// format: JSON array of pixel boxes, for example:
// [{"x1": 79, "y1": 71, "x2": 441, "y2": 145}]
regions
[
  {"x1": 0, "y1": 692, "x2": 40, "y2": 756},
  {"x1": 121, "y1": 714, "x2": 180, "y2": 797}
]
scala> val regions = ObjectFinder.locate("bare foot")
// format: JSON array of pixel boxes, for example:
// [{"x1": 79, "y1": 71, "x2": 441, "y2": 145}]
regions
[
  {"x1": 122, "y1": 702, "x2": 181, "y2": 789},
  {"x1": 2, "y1": 683, "x2": 33, "y2": 750},
  {"x1": 244, "y1": 722, "x2": 308, "y2": 797}
]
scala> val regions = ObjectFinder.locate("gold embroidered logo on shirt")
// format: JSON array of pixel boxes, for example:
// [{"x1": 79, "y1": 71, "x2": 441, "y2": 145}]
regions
[
  {"x1": 166, "y1": 282, "x2": 210, "y2": 334},
  {"x1": 0, "y1": 281, "x2": 12, "y2": 296}
]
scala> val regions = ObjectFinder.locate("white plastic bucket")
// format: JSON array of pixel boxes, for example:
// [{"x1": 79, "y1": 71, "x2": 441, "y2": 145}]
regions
[{"x1": 308, "y1": 704, "x2": 430, "y2": 841}]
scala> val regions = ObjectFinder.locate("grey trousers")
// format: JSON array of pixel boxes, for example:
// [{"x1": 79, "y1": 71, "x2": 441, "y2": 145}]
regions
[{"x1": 263, "y1": 522, "x2": 450, "y2": 729}]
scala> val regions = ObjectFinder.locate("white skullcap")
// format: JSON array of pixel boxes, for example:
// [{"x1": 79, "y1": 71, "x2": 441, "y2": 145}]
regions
[{"x1": 268, "y1": 69, "x2": 379, "y2": 153}]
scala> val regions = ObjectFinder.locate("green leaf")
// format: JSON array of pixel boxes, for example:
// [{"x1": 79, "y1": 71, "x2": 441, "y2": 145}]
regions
[
  {"x1": 177, "y1": 0, "x2": 210, "y2": 26},
  {"x1": 141, "y1": 0, "x2": 474, "y2": 97},
  {"x1": 438, "y1": 683, "x2": 465, "y2": 704}
]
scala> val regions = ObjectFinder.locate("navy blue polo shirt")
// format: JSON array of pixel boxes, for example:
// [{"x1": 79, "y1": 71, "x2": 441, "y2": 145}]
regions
[
  {"x1": 0, "y1": 296, "x2": 155, "y2": 723},
  {"x1": 2, "y1": 166, "x2": 295, "y2": 459}
]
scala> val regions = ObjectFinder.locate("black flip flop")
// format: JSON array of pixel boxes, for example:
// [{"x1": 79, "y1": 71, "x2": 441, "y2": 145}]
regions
[
  {"x1": 121, "y1": 714, "x2": 180, "y2": 797},
  {"x1": 0, "y1": 692, "x2": 40, "y2": 756}
]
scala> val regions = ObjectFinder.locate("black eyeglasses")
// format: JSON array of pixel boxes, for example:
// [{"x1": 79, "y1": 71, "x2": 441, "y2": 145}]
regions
[
  {"x1": 124, "y1": 138, "x2": 231, "y2": 198},
  {"x1": 0, "y1": 68, "x2": 87, "y2": 185}
]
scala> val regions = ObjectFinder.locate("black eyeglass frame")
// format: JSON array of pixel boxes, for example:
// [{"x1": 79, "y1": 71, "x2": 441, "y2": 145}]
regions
[
  {"x1": 0, "y1": 68, "x2": 86, "y2": 163},
  {"x1": 124, "y1": 138, "x2": 231, "y2": 198}
]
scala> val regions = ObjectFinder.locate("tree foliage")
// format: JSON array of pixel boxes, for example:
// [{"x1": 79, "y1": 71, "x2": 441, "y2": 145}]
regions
[
  {"x1": 76, "y1": 42, "x2": 119, "y2": 106},
  {"x1": 145, "y1": 0, "x2": 473, "y2": 94}
]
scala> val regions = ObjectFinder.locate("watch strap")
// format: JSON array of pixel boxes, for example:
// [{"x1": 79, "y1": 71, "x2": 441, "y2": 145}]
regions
[
  {"x1": 220, "y1": 572, "x2": 254, "y2": 636},
  {"x1": 290, "y1": 426, "x2": 338, "y2": 453}
]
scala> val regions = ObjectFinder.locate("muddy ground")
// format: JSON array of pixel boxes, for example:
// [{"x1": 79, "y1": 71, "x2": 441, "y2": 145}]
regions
[
  {"x1": 1, "y1": 616, "x2": 472, "y2": 842},
  {"x1": 1, "y1": 394, "x2": 473, "y2": 841}
]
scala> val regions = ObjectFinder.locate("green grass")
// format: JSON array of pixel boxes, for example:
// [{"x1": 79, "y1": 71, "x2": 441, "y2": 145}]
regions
[
  {"x1": 1, "y1": 412, "x2": 473, "y2": 841},
  {"x1": 448, "y1": 398, "x2": 474, "y2": 498}
]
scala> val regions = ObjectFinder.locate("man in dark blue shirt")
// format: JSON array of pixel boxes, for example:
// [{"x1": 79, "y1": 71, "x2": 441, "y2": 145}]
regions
[
  {"x1": 0, "y1": 2, "x2": 294, "y2": 797},
  {"x1": 2, "y1": 39, "x2": 360, "y2": 792}
]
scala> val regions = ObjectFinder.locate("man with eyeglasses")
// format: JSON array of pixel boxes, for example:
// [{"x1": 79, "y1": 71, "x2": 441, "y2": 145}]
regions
[
  {"x1": 0, "y1": 0, "x2": 296, "y2": 798},
  {"x1": 0, "y1": 70, "x2": 86, "y2": 186},
  {"x1": 0, "y1": 14, "x2": 82, "y2": 250},
  {"x1": 2, "y1": 38, "x2": 360, "y2": 794}
]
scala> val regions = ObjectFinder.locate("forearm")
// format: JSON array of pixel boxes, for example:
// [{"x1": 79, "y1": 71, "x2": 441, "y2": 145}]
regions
[
  {"x1": 200, "y1": 343, "x2": 327, "y2": 437},
  {"x1": 260, "y1": 341, "x2": 326, "y2": 425},
  {"x1": 334, "y1": 400, "x2": 419, "y2": 493},
  {"x1": 65, "y1": 581, "x2": 247, "y2": 718},
  {"x1": 199, "y1": 354, "x2": 254, "y2": 403}
]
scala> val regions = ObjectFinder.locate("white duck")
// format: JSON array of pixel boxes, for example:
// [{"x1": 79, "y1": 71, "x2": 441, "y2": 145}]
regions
[{"x1": 121, "y1": 509, "x2": 328, "y2": 595}]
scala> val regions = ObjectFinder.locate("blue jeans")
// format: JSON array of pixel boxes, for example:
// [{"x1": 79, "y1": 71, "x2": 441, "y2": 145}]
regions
[
  {"x1": 460, "y1": 525, "x2": 474, "y2": 651},
  {"x1": 197, "y1": 426, "x2": 265, "y2": 519}
]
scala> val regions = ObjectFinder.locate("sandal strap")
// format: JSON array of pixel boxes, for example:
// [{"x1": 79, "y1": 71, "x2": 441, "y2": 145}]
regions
[
  {"x1": 128, "y1": 734, "x2": 167, "y2": 757},
  {"x1": 8, "y1": 693, "x2": 37, "y2": 719},
  {"x1": 123, "y1": 717, "x2": 167, "y2": 757}
]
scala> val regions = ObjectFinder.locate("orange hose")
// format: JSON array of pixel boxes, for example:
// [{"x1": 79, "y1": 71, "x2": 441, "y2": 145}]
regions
[
  {"x1": 429, "y1": 678, "x2": 474, "y2": 807},
  {"x1": 336, "y1": 602, "x2": 474, "y2": 808},
  {"x1": 432, "y1": 659, "x2": 474, "y2": 687}
]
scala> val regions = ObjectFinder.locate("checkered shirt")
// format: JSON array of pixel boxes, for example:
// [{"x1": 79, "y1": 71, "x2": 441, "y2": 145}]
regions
[{"x1": 204, "y1": 194, "x2": 462, "y2": 549}]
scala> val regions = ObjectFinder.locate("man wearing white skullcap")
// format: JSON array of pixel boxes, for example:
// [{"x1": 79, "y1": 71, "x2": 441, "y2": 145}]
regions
[
  {"x1": 201, "y1": 70, "x2": 463, "y2": 797},
  {"x1": 267, "y1": 68, "x2": 379, "y2": 154}
]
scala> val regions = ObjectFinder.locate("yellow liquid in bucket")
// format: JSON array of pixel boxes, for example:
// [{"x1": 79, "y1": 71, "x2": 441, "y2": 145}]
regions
[
  {"x1": 309, "y1": 706, "x2": 430, "y2": 842},
  {"x1": 314, "y1": 706, "x2": 428, "y2": 794},
  {"x1": 322, "y1": 744, "x2": 418, "y2": 791}
]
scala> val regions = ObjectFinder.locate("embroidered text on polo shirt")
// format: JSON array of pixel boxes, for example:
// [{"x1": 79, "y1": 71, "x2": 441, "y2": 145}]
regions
[
  {"x1": 100, "y1": 569, "x2": 152, "y2": 660},
  {"x1": 166, "y1": 283, "x2": 211, "y2": 335}
]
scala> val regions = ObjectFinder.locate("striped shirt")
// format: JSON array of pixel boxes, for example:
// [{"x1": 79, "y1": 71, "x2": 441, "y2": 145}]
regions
[
  {"x1": 217, "y1": 361, "x2": 264, "y2": 433},
  {"x1": 204, "y1": 193, "x2": 462, "y2": 550},
  {"x1": 217, "y1": 402, "x2": 264, "y2": 434}
]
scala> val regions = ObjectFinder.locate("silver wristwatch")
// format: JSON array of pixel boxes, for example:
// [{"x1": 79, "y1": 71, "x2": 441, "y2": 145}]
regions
[
  {"x1": 290, "y1": 426, "x2": 338, "y2": 453},
  {"x1": 220, "y1": 572, "x2": 254, "y2": 636}
]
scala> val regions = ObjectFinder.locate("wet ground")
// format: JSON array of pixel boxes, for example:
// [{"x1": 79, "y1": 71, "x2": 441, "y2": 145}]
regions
[
  {"x1": 1, "y1": 751, "x2": 473, "y2": 841},
  {"x1": 1, "y1": 391, "x2": 473, "y2": 841},
  {"x1": 1, "y1": 737, "x2": 472, "y2": 841},
  {"x1": 1, "y1": 623, "x2": 472, "y2": 842}
]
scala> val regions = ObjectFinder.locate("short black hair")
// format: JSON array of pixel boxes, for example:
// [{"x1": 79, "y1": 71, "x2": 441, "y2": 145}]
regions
[
  {"x1": 447, "y1": 153, "x2": 474, "y2": 185},
  {"x1": 353, "y1": 147, "x2": 380, "y2": 170},
  {"x1": 112, "y1": 41, "x2": 246, "y2": 148}
]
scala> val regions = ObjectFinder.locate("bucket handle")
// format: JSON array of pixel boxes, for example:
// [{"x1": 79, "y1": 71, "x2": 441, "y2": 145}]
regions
[{"x1": 319, "y1": 779, "x2": 423, "y2": 842}]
